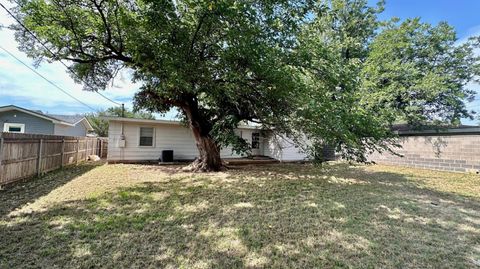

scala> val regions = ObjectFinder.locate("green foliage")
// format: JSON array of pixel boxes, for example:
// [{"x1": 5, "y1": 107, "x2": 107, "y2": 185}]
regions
[
  {"x1": 10, "y1": 0, "x2": 480, "y2": 162},
  {"x1": 361, "y1": 18, "x2": 480, "y2": 126},
  {"x1": 287, "y1": 0, "x2": 398, "y2": 161},
  {"x1": 87, "y1": 107, "x2": 154, "y2": 137},
  {"x1": 285, "y1": 0, "x2": 480, "y2": 161}
]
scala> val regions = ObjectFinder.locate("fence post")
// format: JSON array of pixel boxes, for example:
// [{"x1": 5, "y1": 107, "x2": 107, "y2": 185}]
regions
[
  {"x1": 0, "y1": 137, "x2": 4, "y2": 185},
  {"x1": 98, "y1": 139, "x2": 101, "y2": 156},
  {"x1": 76, "y1": 139, "x2": 80, "y2": 165},
  {"x1": 37, "y1": 139, "x2": 43, "y2": 177},
  {"x1": 85, "y1": 139, "x2": 89, "y2": 161},
  {"x1": 61, "y1": 139, "x2": 65, "y2": 168}
]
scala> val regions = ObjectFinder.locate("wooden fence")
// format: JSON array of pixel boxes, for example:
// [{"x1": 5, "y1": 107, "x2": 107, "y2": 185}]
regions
[{"x1": 0, "y1": 132, "x2": 108, "y2": 187}]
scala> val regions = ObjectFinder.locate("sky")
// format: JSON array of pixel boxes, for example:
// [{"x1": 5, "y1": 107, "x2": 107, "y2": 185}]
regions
[{"x1": 1, "y1": 0, "x2": 480, "y2": 123}]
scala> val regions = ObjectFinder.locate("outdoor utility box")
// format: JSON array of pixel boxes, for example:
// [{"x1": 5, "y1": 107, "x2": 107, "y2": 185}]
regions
[
  {"x1": 117, "y1": 135, "x2": 126, "y2": 148},
  {"x1": 162, "y1": 150, "x2": 174, "y2": 162}
]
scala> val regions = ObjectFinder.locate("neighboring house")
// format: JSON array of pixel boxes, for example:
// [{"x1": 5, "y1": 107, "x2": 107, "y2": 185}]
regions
[
  {"x1": 105, "y1": 117, "x2": 308, "y2": 162},
  {"x1": 0, "y1": 105, "x2": 93, "y2": 136}
]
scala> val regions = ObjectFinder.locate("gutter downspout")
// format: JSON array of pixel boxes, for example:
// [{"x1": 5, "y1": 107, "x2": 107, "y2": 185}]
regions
[
  {"x1": 120, "y1": 104, "x2": 125, "y2": 161},
  {"x1": 120, "y1": 121, "x2": 125, "y2": 161}
]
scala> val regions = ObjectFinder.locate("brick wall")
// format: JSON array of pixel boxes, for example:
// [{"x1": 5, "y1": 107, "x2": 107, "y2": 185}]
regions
[{"x1": 369, "y1": 134, "x2": 480, "y2": 173}]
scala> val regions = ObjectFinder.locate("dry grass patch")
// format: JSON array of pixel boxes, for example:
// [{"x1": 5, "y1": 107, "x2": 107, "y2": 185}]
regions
[{"x1": 0, "y1": 162, "x2": 479, "y2": 268}]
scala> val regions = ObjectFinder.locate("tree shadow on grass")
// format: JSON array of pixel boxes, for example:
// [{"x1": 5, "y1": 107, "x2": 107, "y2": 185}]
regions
[
  {"x1": 0, "y1": 162, "x2": 103, "y2": 217},
  {"x1": 0, "y1": 163, "x2": 479, "y2": 268}
]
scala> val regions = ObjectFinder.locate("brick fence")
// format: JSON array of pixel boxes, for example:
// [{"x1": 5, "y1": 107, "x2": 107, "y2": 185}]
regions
[{"x1": 369, "y1": 134, "x2": 480, "y2": 173}]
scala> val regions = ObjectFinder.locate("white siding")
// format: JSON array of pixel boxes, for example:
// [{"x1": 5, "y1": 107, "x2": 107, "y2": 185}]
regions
[
  {"x1": 108, "y1": 121, "x2": 249, "y2": 161},
  {"x1": 107, "y1": 120, "x2": 310, "y2": 162},
  {"x1": 54, "y1": 123, "x2": 87, "y2": 136},
  {"x1": 264, "y1": 134, "x2": 309, "y2": 161}
]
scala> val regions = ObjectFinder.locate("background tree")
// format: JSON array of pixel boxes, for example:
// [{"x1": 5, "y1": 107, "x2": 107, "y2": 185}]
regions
[
  {"x1": 289, "y1": 0, "x2": 395, "y2": 162},
  {"x1": 8, "y1": 0, "x2": 480, "y2": 170},
  {"x1": 361, "y1": 18, "x2": 480, "y2": 126},
  {"x1": 87, "y1": 107, "x2": 154, "y2": 137},
  {"x1": 288, "y1": 0, "x2": 480, "y2": 161}
]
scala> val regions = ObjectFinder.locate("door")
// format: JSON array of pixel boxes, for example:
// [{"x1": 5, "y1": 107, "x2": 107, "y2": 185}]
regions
[{"x1": 251, "y1": 132, "x2": 263, "y2": 156}]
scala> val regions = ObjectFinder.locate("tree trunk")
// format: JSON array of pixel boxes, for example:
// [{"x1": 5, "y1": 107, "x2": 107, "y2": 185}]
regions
[
  {"x1": 187, "y1": 128, "x2": 223, "y2": 172},
  {"x1": 182, "y1": 104, "x2": 223, "y2": 172}
]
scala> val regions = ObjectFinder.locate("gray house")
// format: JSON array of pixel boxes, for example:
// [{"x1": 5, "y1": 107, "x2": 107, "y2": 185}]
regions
[{"x1": 0, "y1": 105, "x2": 93, "y2": 136}]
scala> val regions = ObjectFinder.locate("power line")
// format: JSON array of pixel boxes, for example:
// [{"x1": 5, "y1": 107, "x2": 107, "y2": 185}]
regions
[
  {"x1": 0, "y1": 2, "x2": 122, "y2": 106},
  {"x1": 0, "y1": 45, "x2": 98, "y2": 111}
]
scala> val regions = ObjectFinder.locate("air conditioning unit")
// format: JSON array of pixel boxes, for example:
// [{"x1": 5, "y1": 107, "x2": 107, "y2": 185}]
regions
[{"x1": 161, "y1": 150, "x2": 174, "y2": 162}]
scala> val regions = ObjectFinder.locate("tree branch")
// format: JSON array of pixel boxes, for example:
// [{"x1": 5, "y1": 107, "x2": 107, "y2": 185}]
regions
[
  {"x1": 189, "y1": 11, "x2": 209, "y2": 55},
  {"x1": 92, "y1": 0, "x2": 112, "y2": 46}
]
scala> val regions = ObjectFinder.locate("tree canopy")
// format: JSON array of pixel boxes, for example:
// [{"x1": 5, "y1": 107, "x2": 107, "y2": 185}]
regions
[
  {"x1": 9, "y1": 0, "x2": 480, "y2": 170},
  {"x1": 361, "y1": 18, "x2": 479, "y2": 126}
]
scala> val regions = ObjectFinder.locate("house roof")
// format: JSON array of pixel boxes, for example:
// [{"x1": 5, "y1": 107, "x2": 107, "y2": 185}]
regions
[
  {"x1": 103, "y1": 116, "x2": 262, "y2": 130},
  {"x1": 0, "y1": 105, "x2": 93, "y2": 130},
  {"x1": 46, "y1": 114, "x2": 85, "y2": 124},
  {"x1": 47, "y1": 114, "x2": 94, "y2": 131}
]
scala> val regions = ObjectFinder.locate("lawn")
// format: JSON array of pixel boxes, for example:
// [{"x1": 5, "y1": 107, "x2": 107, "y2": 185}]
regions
[{"x1": 0, "y1": 162, "x2": 479, "y2": 268}]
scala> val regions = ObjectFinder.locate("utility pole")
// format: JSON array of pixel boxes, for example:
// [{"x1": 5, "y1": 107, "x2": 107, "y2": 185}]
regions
[{"x1": 121, "y1": 103, "x2": 125, "y2": 118}]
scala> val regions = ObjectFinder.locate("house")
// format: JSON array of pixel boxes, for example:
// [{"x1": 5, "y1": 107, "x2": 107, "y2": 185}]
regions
[
  {"x1": 0, "y1": 105, "x2": 93, "y2": 136},
  {"x1": 105, "y1": 117, "x2": 308, "y2": 162}
]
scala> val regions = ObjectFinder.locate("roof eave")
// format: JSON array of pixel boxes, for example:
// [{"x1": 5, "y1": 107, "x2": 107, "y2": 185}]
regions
[
  {"x1": 77, "y1": 117, "x2": 94, "y2": 131},
  {"x1": 102, "y1": 117, "x2": 263, "y2": 130},
  {"x1": 0, "y1": 105, "x2": 75, "y2": 126},
  {"x1": 102, "y1": 116, "x2": 182, "y2": 125}
]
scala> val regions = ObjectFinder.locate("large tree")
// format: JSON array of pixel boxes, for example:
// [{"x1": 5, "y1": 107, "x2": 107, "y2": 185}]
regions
[
  {"x1": 8, "y1": 0, "x2": 480, "y2": 170},
  {"x1": 12, "y1": 0, "x2": 312, "y2": 171}
]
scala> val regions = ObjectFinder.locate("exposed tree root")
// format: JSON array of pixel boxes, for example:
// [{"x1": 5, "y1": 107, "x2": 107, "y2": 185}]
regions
[{"x1": 181, "y1": 158, "x2": 227, "y2": 172}]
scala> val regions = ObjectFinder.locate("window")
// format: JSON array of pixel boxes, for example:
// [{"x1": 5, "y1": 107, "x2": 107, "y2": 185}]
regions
[
  {"x1": 139, "y1": 127, "x2": 154, "y2": 146},
  {"x1": 3, "y1": 123, "x2": 25, "y2": 133},
  {"x1": 252, "y1": 132, "x2": 260, "y2": 149}
]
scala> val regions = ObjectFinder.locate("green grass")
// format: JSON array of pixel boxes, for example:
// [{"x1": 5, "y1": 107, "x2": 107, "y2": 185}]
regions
[{"x1": 0, "y1": 162, "x2": 479, "y2": 268}]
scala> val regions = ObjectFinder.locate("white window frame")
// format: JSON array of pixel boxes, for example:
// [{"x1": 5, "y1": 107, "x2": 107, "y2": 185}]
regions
[
  {"x1": 138, "y1": 126, "x2": 155, "y2": 147},
  {"x1": 3, "y1": 123, "x2": 25, "y2": 133}
]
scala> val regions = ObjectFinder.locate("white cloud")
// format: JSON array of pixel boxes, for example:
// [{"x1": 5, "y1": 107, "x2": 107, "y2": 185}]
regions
[
  {"x1": 456, "y1": 25, "x2": 480, "y2": 45},
  {"x1": 0, "y1": 4, "x2": 138, "y2": 114},
  {"x1": 0, "y1": 5, "x2": 180, "y2": 119},
  {"x1": 0, "y1": 28, "x2": 137, "y2": 108}
]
